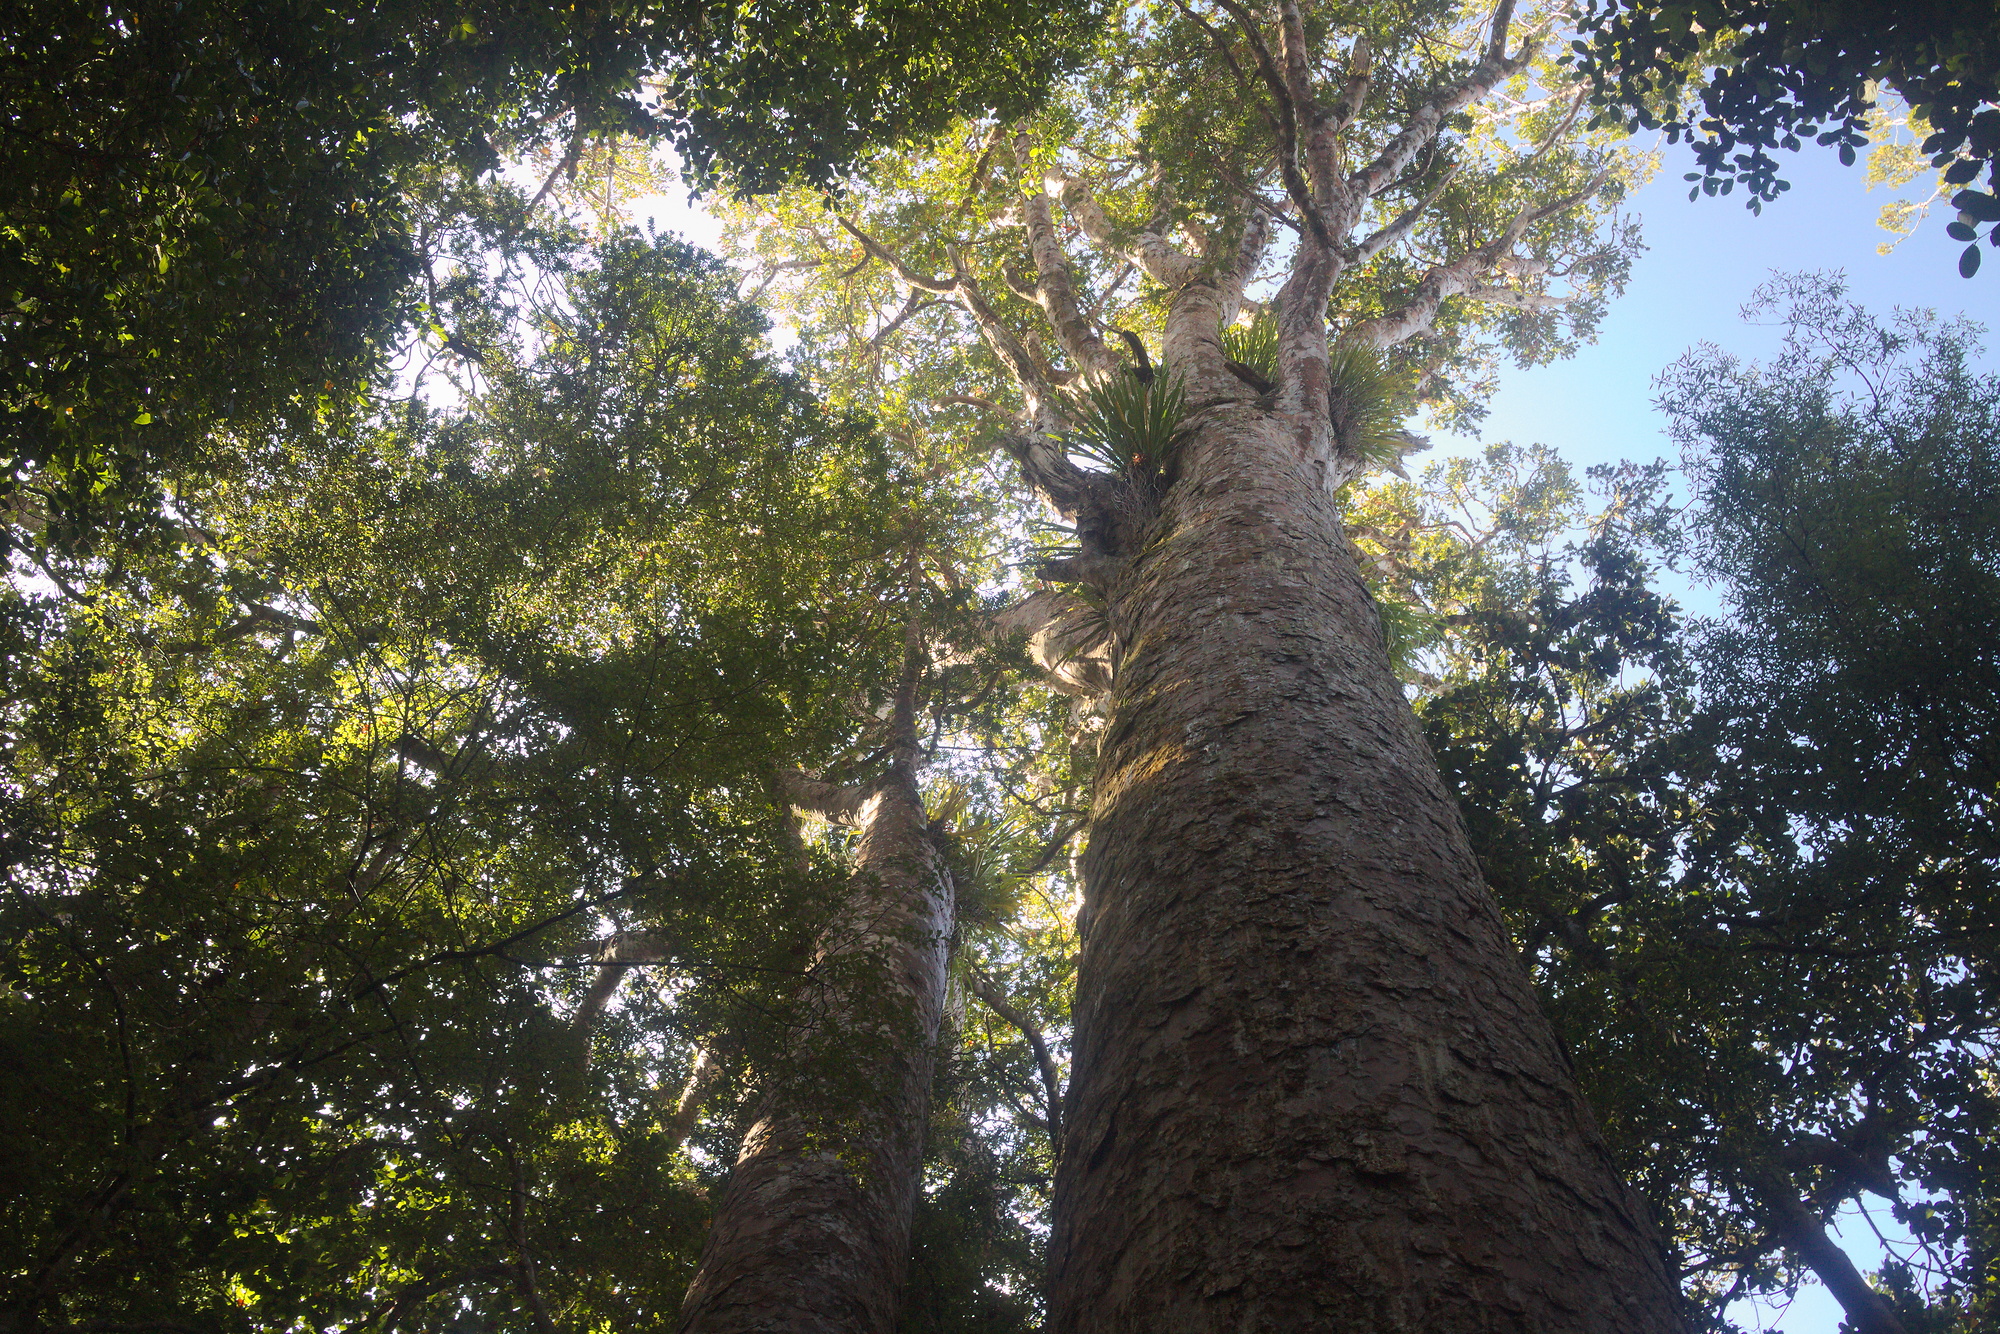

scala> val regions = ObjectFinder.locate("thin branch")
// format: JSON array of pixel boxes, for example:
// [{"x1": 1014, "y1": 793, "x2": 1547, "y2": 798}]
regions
[
  {"x1": 835, "y1": 217, "x2": 957, "y2": 293},
  {"x1": 572, "y1": 929, "x2": 675, "y2": 1050},
  {"x1": 526, "y1": 116, "x2": 588, "y2": 213},
  {"x1": 1346, "y1": 164, "x2": 1460, "y2": 266},
  {"x1": 1460, "y1": 284, "x2": 1572, "y2": 311},
  {"x1": 870, "y1": 290, "x2": 946, "y2": 348},
  {"x1": 505, "y1": 1149, "x2": 558, "y2": 1334},
  {"x1": 969, "y1": 973, "x2": 1063, "y2": 1161},
  {"x1": 742, "y1": 257, "x2": 825, "y2": 306}
]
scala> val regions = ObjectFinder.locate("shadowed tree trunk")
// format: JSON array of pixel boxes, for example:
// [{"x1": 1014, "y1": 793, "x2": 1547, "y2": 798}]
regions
[
  {"x1": 678, "y1": 649, "x2": 953, "y2": 1334},
  {"x1": 1045, "y1": 401, "x2": 1684, "y2": 1331}
]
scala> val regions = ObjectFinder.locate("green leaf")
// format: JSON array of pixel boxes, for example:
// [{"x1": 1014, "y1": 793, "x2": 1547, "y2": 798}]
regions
[
  {"x1": 1961, "y1": 243, "x2": 1982, "y2": 278},
  {"x1": 1952, "y1": 190, "x2": 2000, "y2": 222}
]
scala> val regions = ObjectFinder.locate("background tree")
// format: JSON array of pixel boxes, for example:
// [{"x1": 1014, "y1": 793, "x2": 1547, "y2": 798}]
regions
[
  {"x1": 1, "y1": 0, "x2": 1103, "y2": 550},
  {"x1": 1405, "y1": 277, "x2": 2000, "y2": 1333},
  {"x1": 0, "y1": 223, "x2": 928, "y2": 1331},
  {"x1": 1565, "y1": 0, "x2": 2000, "y2": 274}
]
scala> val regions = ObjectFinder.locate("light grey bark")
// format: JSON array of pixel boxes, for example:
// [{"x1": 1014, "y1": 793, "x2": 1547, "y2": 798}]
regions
[{"x1": 679, "y1": 665, "x2": 953, "y2": 1334}]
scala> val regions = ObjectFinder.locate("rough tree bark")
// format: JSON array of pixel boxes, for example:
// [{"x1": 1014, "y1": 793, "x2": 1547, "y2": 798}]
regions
[
  {"x1": 1047, "y1": 401, "x2": 1683, "y2": 1333},
  {"x1": 678, "y1": 647, "x2": 953, "y2": 1334},
  {"x1": 756, "y1": 0, "x2": 1692, "y2": 1326}
]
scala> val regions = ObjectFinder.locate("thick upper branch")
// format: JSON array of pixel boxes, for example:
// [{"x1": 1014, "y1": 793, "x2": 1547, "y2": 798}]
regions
[
  {"x1": 1017, "y1": 132, "x2": 1122, "y2": 381},
  {"x1": 1053, "y1": 173, "x2": 1199, "y2": 288},
  {"x1": 1346, "y1": 35, "x2": 1533, "y2": 207},
  {"x1": 1346, "y1": 170, "x2": 1609, "y2": 348}
]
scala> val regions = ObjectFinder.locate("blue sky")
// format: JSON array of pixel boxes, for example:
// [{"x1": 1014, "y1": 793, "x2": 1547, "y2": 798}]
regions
[{"x1": 1429, "y1": 140, "x2": 1990, "y2": 617}]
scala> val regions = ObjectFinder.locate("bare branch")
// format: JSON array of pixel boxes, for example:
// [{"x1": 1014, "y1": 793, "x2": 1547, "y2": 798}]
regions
[
  {"x1": 930, "y1": 393, "x2": 1008, "y2": 414},
  {"x1": 1329, "y1": 36, "x2": 1373, "y2": 133},
  {"x1": 969, "y1": 973, "x2": 1064, "y2": 1160},
  {"x1": 946, "y1": 253, "x2": 1068, "y2": 416},
  {"x1": 1461, "y1": 284, "x2": 1571, "y2": 311},
  {"x1": 662, "y1": 1047, "x2": 723, "y2": 1151},
  {"x1": 990, "y1": 589, "x2": 1114, "y2": 697},
  {"x1": 779, "y1": 772, "x2": 876, "y2": 825},
  {"x1": 1346, "y1": 164, "x2": 1460, "y2": 266},
  {"x1": 1082, "y1": 261, "x2": 1136, "y2": 324},
  {"x1": 870, "y1": 290, "x2": 946, "y2": 348},
  {"x1": 1346, "y1": 169, "x2": 1608, "y2": 348},
  {"x1": 1485, "y1": 0, "x2": 1518, "y2": 65},
  {"x1": 1206, "y1": 0, "x2": 1334, "y2": 250},
  {"x1": 742, "y1": 257, "x2": 825, "y2": 306},
  {"x1": 505, "y1": 1151, "x2": 558, "y2": 1334},
  {"x1": 1216, "y1": 206, "x2": 1275, "y2": 329},
  {"x1": 835, "y1": 217, "x2": 957, "y2": 293},
  {"x1": 526, "y1": 114, "x2": 587, "y2": 213}
]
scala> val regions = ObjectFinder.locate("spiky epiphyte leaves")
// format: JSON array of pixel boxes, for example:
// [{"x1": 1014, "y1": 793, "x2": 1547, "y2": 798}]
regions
[
  {"x1": 1059, "y1": 370, "x2": 1189, "y2": 489},
  {"x1": 929, "y1": 779, "x2": 1039, "y2": 935},
  {"x1": 1221, "y1": 314, "x2": 1280, "y2": 381},
  {"x1": 1328, "y1": 340, "x2": 1415, "y2": 472}
]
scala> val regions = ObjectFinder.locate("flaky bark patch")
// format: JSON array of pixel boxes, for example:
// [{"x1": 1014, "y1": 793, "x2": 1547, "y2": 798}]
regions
[{"x1": 1048, "y1": 408, "x2": 1685, "y2": 1333}]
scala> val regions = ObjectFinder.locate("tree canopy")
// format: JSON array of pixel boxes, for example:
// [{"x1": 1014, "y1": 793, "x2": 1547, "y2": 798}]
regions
[
  {"x1": 1566, "y1": 0, "x2": 2000, "y2": 274},
  {"x1": 2, "y1": 0, "x2": 1102, "y2": 551},
  {"x1": 5, "y1": 1, "x2": 1998, "y2": 1330}
]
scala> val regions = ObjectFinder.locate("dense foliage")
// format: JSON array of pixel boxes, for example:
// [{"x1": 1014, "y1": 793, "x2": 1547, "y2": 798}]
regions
[
  {"x1": 1, "y1": 0, "x2": 1101, "y2": 549},
  {"x1": 0, "y1": 225, "x2": 932, "y2": 1329}
]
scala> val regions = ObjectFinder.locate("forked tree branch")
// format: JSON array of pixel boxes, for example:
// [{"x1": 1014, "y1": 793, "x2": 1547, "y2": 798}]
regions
[
  {"x1": 1346, "y1": 169, "x2": 1609, "y2": 348},
  {"x1": 1051, "y1": 173, "x2": 1199, "y2": 286},
  {"x1": 573, "y1": 930, "x2": 675, "y2": 1054},
  {"x1": 1346, "y1": 164, "x2": 1460, "y2": 266},
  {"x1": 1017, "y1": 131, "x2": 1123, "y2": 380}
]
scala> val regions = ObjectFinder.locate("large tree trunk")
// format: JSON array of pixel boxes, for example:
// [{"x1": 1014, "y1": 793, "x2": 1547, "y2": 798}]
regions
[
  {"x1": 1047, "y1": 405, "x2": 1687, "y2": 1332},
  {"x1": 678, "y1": 759, "x2": 952, "y2": 1334}
]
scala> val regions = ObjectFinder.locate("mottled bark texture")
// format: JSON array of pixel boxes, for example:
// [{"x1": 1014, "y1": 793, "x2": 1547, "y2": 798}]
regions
[
  {"x1": 678, "y1": 760, "x2": 952, "y2": 1334},
  {"x1": 1046, "y1": 408, "x2": 1686, "y2": 1332}
]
